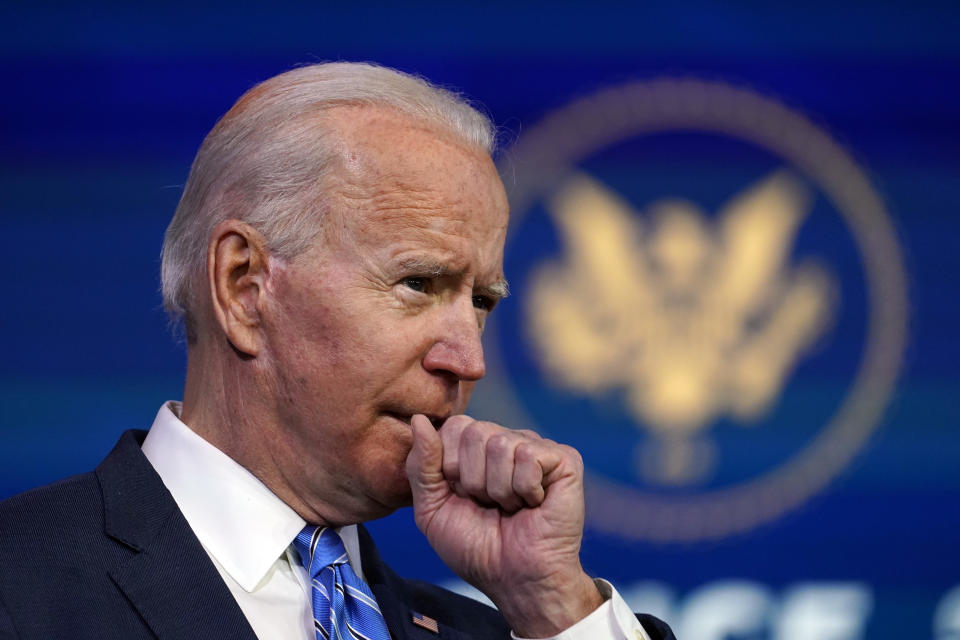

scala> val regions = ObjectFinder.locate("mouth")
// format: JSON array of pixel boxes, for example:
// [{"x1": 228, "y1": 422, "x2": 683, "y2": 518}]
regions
[{"x1": 383, "y1": 411, "x2": 447, "y2": 430}]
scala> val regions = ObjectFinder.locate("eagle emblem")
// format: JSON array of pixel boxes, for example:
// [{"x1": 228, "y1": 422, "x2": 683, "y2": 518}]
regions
[{"x1": 528, "y1": 170, "x2": 836, "y2": 484}]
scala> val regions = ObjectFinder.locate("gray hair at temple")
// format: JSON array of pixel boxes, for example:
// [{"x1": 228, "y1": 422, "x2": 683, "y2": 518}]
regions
[{"x1": 160, "y1": 61, "x2": 496, "y2": 336}]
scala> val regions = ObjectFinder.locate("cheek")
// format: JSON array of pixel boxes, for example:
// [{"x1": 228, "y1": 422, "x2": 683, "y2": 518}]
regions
[
  {"x1": 272, "y1": 289, "x2": 359, "y2": 373},
  {"x1": 346, "y1": 416, "x2": 415, "y2": 504}
]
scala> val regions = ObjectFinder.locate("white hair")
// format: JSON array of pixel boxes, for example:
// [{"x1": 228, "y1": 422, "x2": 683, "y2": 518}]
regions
[{"x1": 160, "y1": 61, "x2": 495, "y2": 334}]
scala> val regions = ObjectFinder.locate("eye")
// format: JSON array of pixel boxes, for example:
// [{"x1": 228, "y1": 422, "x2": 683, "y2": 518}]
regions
[
  {"x1": 472, "y1": 294, "x2": 495, "y2": 312},
  {"x1": 403, "y1": 277, "x2": 429, "y2": 293}
]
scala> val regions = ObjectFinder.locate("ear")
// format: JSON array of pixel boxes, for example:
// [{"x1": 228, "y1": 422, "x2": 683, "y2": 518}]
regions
[{"x1": 206, "y1": 220, "x2": 270, "y2": 357}]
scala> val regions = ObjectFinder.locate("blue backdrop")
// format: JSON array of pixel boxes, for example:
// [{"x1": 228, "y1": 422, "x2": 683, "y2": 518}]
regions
[{"x1": 2, "y1": 3, "x2": 958, "y2": 638}]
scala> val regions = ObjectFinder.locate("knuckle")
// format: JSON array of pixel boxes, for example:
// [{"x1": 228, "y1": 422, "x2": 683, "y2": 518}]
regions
[
  {"x1": 486, "y1": 432, "x2": 514, "y2": 456},
  {"x1": 474, "y1": 420, "x2": 507, "y2": 438},
  {"x1": 438, "y1": 414, "x2": 472, "y2": 436},
  {"x1": 460, "y1": 422, "x2": 486, "y2": 448},
  {"x1": 560, "y1": 443, "x2": 582, "y2": 463},
  {"x1": 445, "y1": 414, "x2": 474, "y2": 427},
  {"x1": 518, "y1": 484, "x2": 545, "y2": 507},
  {"x1": 514, "y1": 441, "x2": 537, "y2": 463},
  {"x1": 487, "y1": 482, "x2": 514, "y2": 502}
]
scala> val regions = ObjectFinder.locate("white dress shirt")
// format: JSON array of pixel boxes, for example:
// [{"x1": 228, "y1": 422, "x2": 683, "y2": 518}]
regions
[{"x1": 141, "y1": 402, "x2": 651, "y2": 640}]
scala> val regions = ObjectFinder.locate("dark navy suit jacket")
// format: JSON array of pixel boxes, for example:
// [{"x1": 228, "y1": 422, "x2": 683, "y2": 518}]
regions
[{"x1": 0, "y1": 430, "x2": 674, "y2": 640}]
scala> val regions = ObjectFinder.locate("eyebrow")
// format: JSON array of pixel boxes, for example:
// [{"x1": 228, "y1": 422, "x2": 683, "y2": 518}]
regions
[
  {"x1": 398, "y1": 257, "x2": 453, "y2": 279},
  {"x1": 480, "y1": 279, "x2": 510, "y2": 300},
  {"x1": 397, "y1": 257, "x2": 510, "y2": 300}
]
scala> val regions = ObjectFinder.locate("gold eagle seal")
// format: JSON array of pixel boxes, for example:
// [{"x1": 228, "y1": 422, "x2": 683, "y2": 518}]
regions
[{"x1": 477, "y1": 78, "x2": 908, "y2": 542}]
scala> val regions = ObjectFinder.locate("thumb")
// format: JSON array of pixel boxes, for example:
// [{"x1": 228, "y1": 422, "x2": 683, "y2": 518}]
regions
[{"x1": 406, "y1": 414, "x2": 449, "y2": 514}]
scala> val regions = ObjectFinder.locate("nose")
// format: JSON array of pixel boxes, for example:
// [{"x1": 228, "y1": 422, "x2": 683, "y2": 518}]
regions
[{"x1": 422, "y1": 299, "x2": 486, "y2": 382}]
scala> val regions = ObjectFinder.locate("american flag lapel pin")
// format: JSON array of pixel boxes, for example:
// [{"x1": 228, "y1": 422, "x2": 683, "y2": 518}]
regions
[{"x1": 411, "y1": 611, "x2": 439, "y2": 634}]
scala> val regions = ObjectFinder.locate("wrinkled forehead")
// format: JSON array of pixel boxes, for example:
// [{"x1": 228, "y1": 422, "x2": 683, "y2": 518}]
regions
[{"x1": 323, "y1": 105, "x2": 509, "y2": 244}]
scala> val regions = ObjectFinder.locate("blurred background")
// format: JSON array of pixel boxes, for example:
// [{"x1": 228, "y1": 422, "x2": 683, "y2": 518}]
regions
[{"x1": 2, "y1": 2, "x2": 958, "y2": 638}]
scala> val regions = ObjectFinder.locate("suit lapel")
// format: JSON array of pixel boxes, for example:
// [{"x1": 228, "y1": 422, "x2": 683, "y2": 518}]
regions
[{"x1": 96, "y1": 431, "x2": 258, "y2": 640}]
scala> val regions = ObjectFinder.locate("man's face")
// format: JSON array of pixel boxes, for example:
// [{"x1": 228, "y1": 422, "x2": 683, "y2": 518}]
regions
[{"x1": 262, "y1": 107, "x2": 509, "y2": 524}]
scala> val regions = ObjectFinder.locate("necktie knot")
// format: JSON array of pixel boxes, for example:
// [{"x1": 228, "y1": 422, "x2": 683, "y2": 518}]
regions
[
  {"x1": 294, "y1": 526, "x2": 348, "y2": 575},
  {"x1": 292, "y1": 525, "x2": 392, "y2": 640}
]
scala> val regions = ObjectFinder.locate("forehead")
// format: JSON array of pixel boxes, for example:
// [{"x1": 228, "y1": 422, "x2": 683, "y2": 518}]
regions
[{"x1": 324, "y1": 106, "x2": 509, "y2": 264}]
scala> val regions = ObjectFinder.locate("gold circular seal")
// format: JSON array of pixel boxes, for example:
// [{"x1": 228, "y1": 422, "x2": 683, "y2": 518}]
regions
[{"x1": 481, "y1": 78, "x2": 908, "y2": 542}]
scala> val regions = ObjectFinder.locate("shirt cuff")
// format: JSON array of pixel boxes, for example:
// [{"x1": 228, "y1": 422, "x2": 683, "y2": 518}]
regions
[{"x1": 511, "y1": 579, "x2": 652, "y2": 640}]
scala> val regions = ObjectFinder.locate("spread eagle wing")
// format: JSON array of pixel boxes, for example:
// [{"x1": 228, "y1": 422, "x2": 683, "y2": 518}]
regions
[
  {"x1": 709, "y1": 170, "x2": 812, "y2": 330},
  {"x1": 528, "y1": 173, "x2": 652, "y2": 392}
]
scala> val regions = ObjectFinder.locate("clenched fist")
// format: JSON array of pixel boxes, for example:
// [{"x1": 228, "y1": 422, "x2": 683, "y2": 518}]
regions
[{"x1": 406, "y1": 414, "x2": 603, "y2": 638}]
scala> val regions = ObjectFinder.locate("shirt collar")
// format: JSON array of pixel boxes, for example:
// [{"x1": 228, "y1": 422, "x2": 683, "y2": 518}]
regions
[{"x1": 141, "y1": 401, "x2": 365, "y2": 592}]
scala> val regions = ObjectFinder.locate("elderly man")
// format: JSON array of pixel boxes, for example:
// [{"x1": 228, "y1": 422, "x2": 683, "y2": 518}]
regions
[{"x1": 0, "y1": 63, "x2": 674, "y2": 640}]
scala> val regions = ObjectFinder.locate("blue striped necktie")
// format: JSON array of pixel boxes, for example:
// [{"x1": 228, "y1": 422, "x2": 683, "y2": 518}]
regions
[{"x1": 294, "y1": 526, "x2": 392, "y2": 640}]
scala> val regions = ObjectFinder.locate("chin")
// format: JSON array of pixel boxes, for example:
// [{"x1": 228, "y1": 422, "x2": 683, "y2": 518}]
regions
[
  {"x1": 354, "y1": 484, "x2": 412, "y2": 524},
  {"x1": 380, "y1": 467, "x2": 415, "y2": 506},
  {"x1": 384, "y1": 485, "x2": 414, "y2": 510},
  {"x1": 360, "y1": 457, "x2": 413, "y2": 512}
]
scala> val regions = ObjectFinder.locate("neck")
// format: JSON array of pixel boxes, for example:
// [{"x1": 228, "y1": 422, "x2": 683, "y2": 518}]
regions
[
  {"x1": 181, "y1": 337, "x2": 249, "y2": 453},
  {"x1": 178, "y1": 335, "x2": 355, "y2": 526}
]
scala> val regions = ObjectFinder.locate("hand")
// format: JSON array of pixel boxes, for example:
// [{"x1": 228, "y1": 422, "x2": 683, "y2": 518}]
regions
[{"x1": 406, "y1": 414, "x2": 603, "y2": 638}]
